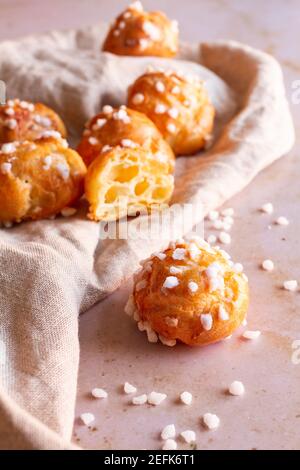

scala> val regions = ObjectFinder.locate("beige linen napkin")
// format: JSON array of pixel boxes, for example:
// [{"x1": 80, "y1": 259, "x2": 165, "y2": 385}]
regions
[{"x1": 0, "y1": 25, "x2": 295, "y2": 449}]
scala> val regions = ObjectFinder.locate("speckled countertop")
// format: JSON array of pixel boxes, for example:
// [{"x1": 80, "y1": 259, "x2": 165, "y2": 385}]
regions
[{"x1": 1, "y1": 0, "x2": 299, "y2": 450}]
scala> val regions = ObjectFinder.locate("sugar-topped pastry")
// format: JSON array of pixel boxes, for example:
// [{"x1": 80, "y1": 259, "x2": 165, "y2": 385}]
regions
[
  {"x1": 84, "y1": 145, "x2": 174, "y2": 222},
  {"x1": 0, "y1": 99, "x2": 67, "y2": 144},
  {"x1": 125, "y1": 238, "x2": 249, "y2": 346},
  {"x1": 102, "y1": 1, "x2": 178, "y2": 58},
  {"x1": 127, "y1": 70, "x2": 215, "y2": 155},
  {"x1": 0, "y1": 137, "x2": 86, "y2": 223},
  {"x1": 77, "y1": 105, "x2": 175, "y2": 174}
]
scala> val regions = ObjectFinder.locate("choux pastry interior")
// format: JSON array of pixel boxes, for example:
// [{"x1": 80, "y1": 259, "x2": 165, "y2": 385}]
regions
[
  {"x1": 0, "y1": 99, "x2": 67, "y2": 144},
  {"x1": 102, "y1": 1, "x2": 178, "y2": 58},
  {"x1": 125, "y1": 237, "x2": 249, "y2": 347},
  {"x1": 85, "y1": 145, "x2": 174, "y2": 222},
  {"x1": 0, "y1": 137, "x2": 86, "y2": 223},
  {"x1": 77, "y1": 105, "x2": 175, "y2": 172},
  {"x1": 127, "y1": 69, "x2": 215, "y2": 155}
]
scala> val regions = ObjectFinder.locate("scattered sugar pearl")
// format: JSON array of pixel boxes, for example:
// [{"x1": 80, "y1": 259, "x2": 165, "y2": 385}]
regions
[
  {"x1": 113, "y1": 29, "x2": 120, "y2": 37},
  {"x1": 167, "y1": 107, "x2": 179, "y2": 119},
  {"x1": 188, "y1": 281, "x2": 198, "y2": 293},
  {"x1": 91, "y1": 388, "x2": 108, "y2": 398},
  {"x1": 172, "y1": 248, "x2": 186, "y2": 260},
  {"x1": 80, "y1": 412, "x2": 95, "y2": 426},
  {"x1": 161, "y1": 424, "x2": 176, "y2": 440},
  {"x1": 200, "y1": 313, "x2": 213, "y2": 331},
  {"x1": 56, "y1": 162, "x2": 70, "y2": 181},
  {"x1": 242, "y1": 330, "x2": 261, "y2": 340},
  {"x1": 130, "y1": 1, "x2": 143, "y2": 11},
  {"x1": 124, "y1": 382, "x2": 137, "y2": 394},
  {"x1": 88, "y1": 136, "x2": 99, "y2": 146},
  {"x1": 41, "y1": 130, "x2": 62, "y2": 139},
  {"x1": 262, "y1": 259, "x2": 274, "y2": 271},
  {"x1": 188, "y1": 242, "x2": 201, "y2": 260},
  {"x1": 218, "y1": 305, "x2": 229, "y2": 321},
  {"x1": 167, "y1": 122, "x2": 177, "y2": 134},
  {"x1": 221, "y1": 208, "x2": 234, "y2": 217},
  {"x1": 159, "y1": 335, "x2": 176, "y2": 347},
  {"x1": 154, "y1": 103, "x2": 166, "y2": 114},
  {"x1": 165, "y1": 316, "x2": 178, "y2": 327},
  {"x1": 203, "y1": 413, "x2": 220, "y2": 430},
  {"x1": 4, "y1": 107, "x2": 15, "y2": 116},
  {"x1": 102, "y1": 105, "x2": 113, "y2": 114},
  {"x1": 147, "y1": 328, "x2": 158, "y2": 343},
  {"x1": 207, "y1": 234, "x2": 217, "y2": 244},
  {"x1": 234, "y1": 263, "x2": 244, "y2": 273},
  {"x1": 218, "y1": 231, "x2": 231, "y2": 245},
  {"x1": 229, "y1": 381, "x2": 245, "y2": 396},
  {"x1": 121, "y1": 138, "x2": 137, "y2": 148},
  {"x1": 0, "y1": 162, "x2": 12, "y2": 174},
  {"x1": 43, "y1": 155, "x2": 53, "y2": 170},
  {"x1": 283, "y1": 280, "x2": 298, "y2": 291},
  {"x1": 207, "y1": 210, "x2": 219, "y2": 221},
  {"x1": 135, "y1": 279, "x2": 147, "y2": 292},
  {"x1": 275, "y1": 216, "x2": 289, "y2": 226},
  {"x1": 163, "y1": 276, "x2": 179, "y2": 289},
  {"x1": 155, "y1": 81, "x2": 166, "y2": 93},
  {"x1": 92, "y1": 118, "x2": 106, "y2": 130},
  {"x1": 102, "y1": 144, "x2": 112, "y2": 153},
  {"x1": 180, "y1": 430, "x2": 196, "y2": 444},
  {"x1": 61, "y1": 207, "x2": 77, "y2": 217},
  {"x1": 148, "y1": 391, "x2": 167, "y2": 406},
  {"x1": 1, "y1": 142, "x2": 16, "y2": 154},
  {"x1": 260, "y1": 202, "x2": 274, "y2": 214},
  {"x1": 142, "y1": 21, "x2": 161, "y2": 40},
  {"x1": 132, "y1": 93, "x2": 144, "y2": 105},
  {"x1": 162, "y1": 439, "x2": 177, "y2": 450},
  {"x1": 180, "y1": 391, "x2": 192, "y2": 405},
  {"x1": 132, "y1": 394, "x2": 147, "y2": 405},
  {"x1": 139, "y1": 38, "x2": 149, "y2": 50},
  {"x1": 171, "y1": 85, "x2": 180, "y2": 94},
  {"x1": 169, "y1": 266, "x2": 182, "y2": 275},
  {"x1": 213, "y1": 219, "x2": 224, "y2": 230},
  {"x1": 5, "y1": 118, "x2": 17, "y2": 129},
  {"x1": 123, "y1": 11, "x2": 132, "y2": 19},
  {"x1": 118, "y1": 20, "x2": 126, "y2": 29}
]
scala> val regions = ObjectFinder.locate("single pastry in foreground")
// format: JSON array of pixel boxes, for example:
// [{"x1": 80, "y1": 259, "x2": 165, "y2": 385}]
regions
[
  {"x1": 0, "y1": 137, "x2": 86, "y2": 223},
  {"x1": 0, "y1": 99, "x2": 67, "y2": 144},
  {"x1": 77, "y1": 105, "x2": 175, "y2": 173},
  {"x1": 85, "y1": 145, "x2": 174, "y2": 222},
  {"x1": 102, "y1": 1, "x2": 178, "y2": 57},
  {"x1": 127, "y1": 70, "x2": 215, "y2": 155},
  {"x1": 125, "y1": 238, "x2": 249, "y2": 346}
]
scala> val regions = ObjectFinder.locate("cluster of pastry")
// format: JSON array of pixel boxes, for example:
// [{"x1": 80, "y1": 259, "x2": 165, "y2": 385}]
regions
[
  {"x1": 125, "y1": 237, "x2": 249, "y2": 347},
  {"x1": 103, "y1": 1, "x2": 179, "y2": 58},
  {"x1": 0, "y1": 99, "x2": 86, "y2": 224},
  {"x1": 0, "y1": 2, "x2": 215, "y2": 225}
]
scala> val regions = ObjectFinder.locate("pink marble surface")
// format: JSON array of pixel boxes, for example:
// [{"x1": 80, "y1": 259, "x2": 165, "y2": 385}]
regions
[{"x1": 1, "y1": 0, "x2": 300, "y2": 450}]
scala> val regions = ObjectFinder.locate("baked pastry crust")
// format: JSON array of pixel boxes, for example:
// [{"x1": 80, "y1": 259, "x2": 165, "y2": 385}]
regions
[
  {"x1": 0, "y1": 99, "x2": 67, "y2": 144},
  {"x1": 85, "y1": 145, "x2": 174, "y2": 222},
  {"x1": 102, "y1": 1, "x2": 178, "y2": 58},
  {"x1": 0, "y1": 137, "x2": 86, "y2": 223},
  {"x1": 77, "y1": 106, "x2": 175, "y2": 174},
  {"x1": 126, "y1": 238, "x2": 249, "y2": 346},
  {"x1": 127, "y1": 70, "x2": 215, "y2": 155}
]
